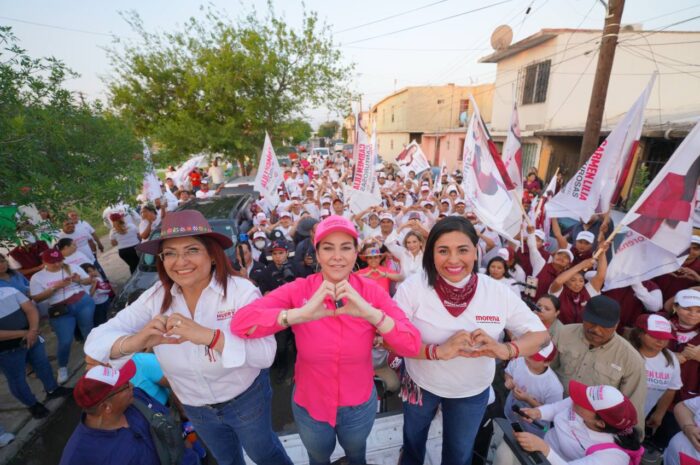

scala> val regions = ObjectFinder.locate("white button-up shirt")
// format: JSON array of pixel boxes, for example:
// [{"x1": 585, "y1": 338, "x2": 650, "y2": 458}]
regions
[{"x1": 84, "y1": 276, "x2": 276, "y2": 407}]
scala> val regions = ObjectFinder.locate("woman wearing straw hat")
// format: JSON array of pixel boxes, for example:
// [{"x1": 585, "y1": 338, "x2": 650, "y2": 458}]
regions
[
  {"x1": 84, "y1": 210, "x2": 292, "y2": 465},
  {"x1": 231, "y1": 215, "x2": 422, "y2": 465}
]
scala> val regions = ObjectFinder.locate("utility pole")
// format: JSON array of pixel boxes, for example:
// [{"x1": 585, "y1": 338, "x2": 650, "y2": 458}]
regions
[{"x1": 578, "y1": 0, "x2": 625, "y2": 166}]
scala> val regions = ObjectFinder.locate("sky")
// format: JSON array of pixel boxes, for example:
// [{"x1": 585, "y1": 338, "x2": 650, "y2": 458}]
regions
[{"x1": 3, "y1": 0, "x2": 700, "y2": 127}]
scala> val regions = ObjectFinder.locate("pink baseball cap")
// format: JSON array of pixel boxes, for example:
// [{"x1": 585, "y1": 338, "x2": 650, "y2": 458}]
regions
[
  {"x1": 530, "y1": 342, "x2": 557, "y2": 362},
  {"x1": 314, "y1": 215, "x2": 358, "y2": 247},
  {"x1": 635, "y1": 314, "x2": 675, "y2": 340},
  {"x1": 569, "y1": 381, "x2": 637, "y2": 432}
]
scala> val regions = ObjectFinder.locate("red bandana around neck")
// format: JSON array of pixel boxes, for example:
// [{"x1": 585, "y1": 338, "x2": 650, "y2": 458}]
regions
[{"x1": 434, "y1": 273, "x2": 479, "y2": 317}]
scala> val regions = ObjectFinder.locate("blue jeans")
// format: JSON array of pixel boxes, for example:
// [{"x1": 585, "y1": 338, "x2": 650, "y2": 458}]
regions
[
  {"x1": 401, "y1": 386, "x2": 489, "y2": 465},
  {"x1": 0, "y1": 339, "x2": 58, "y2": 406},
  {"x1": 182, "y1": 370, "x2": 292, "y2": 465},
  {"x1": 292, "y1": 386, "x2": 377, "y2": 465},
  {"x1": 93, "y1": 299, "x2": 111, "y2": 327},
  {"x1": 48, "y1": 293, "x2": 95, "y2": 367}
]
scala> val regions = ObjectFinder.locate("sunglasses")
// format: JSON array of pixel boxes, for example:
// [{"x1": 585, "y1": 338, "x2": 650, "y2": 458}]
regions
[{"x1": 103, "y1": 383, "x2": 132, "y2": 402}]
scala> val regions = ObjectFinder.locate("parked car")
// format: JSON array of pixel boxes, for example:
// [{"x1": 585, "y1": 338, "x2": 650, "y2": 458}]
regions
[
  {"x1": 332, "y1": 140, "x2": 345, "y2": 153},
  {"x1": 311, "y1": 147, "x2": 330, "y2": 158},
  {"x1": 109, "y1": 194, "x2": 253, "y2": 315}
]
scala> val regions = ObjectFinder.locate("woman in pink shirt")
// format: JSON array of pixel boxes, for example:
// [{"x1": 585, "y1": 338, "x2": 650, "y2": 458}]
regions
[{"x1": 231, "y1": 215, "x2": 422, "y2": 465}]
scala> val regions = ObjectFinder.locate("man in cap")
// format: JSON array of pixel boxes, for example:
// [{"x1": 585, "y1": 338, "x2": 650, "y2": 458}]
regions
[
  {"x1": 551, "y1": 295, "x2": 646, "y2": 432},
  {"x1": 194, "y1": 179, "x2": 224, "y2": 199},
  {"x1": 60, "y1": 360, "x2": 193, "y2": 465},
  {"x1": 258, "y1": 240, "x2": 297, "y2": 295}
]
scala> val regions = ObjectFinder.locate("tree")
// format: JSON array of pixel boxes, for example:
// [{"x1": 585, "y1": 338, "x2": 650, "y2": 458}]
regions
[
  {"x1": 278, "y1": 118, "x2": 313, "y2": 144},
  {"x1": 0, "y1": 27, "x2": 142, "y2": 240},
  {"x1": 107, "y1": 6, "x2": 354, "y2": 165},
  {"x1": 317, "y1": 120, "x2": 340, "y2": 139}
]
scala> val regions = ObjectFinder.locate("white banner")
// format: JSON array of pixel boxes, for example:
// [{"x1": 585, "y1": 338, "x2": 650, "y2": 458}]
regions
[
  {"x1": 604, "y1": 121, "x2": 700, "y2": 290},
  {"x1": 462, "y1": 97, "x2": 521, "y2": 241},
  {"x1": 546, "y1": 75, "x2": 656, "y2": 222},
  {"x1": 254, "y1": 132, "x2": 283, "y2": 207},
  {"x1": 352, "y1": 119, "x2": 376, "y2": 192},
  {"x1": 345, "y1": 186, "x2": 382, "y2": 215},
  {"x1": 171, "y1": 155, "x2": 205, "y2": 189},
  {"x1": 502, "y1": 101, "x2": 523, "y2": 193},
  {"x1": 397, "y1": 140, "x2": 430, "y2": 176},
  {"x1": 142, "y1": 141, "x2": 163, "y2": 202}
]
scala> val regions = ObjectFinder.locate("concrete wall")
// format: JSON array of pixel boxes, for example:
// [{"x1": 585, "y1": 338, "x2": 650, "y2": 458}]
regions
[
  {"x1": 421, "y1": 132, "x2": 466, "y2": 170},
  {"x1": 372, "y1": 83, "x2": 494, "y2": 162},
  {"x1": 489, "y1": 31, "x2": 700, "y2": 133}
]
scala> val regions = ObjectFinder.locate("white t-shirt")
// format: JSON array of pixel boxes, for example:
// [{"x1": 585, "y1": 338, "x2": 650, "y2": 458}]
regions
[
  {"x1": 208, "y1": 166, "x2": 225, "y2": 184},
  {"x1": 664, "y1": 396, "x2": 700, "y2": 465},
  {"x1": 643, "y1": 351, "x2": 683, "y2": 416},
  {"x1": 138, "y1": 215, "x2": 161, "y2": 239},
  {"x1": 91, "y1": 277, "x2": 112, "y2": 305},
  {"x1": 195, "y1": 189, "x2": 218, "y2": 199},
  {"x1": 505, "y1": 357, "x2": 564, "y2": 406},
  {"x1": 62, "y1": 251, "x2": 93, "y2": 268},
  {"x1": 58, "y1": 226, "x2": 94, "y2": 260},
  {"x1": 539, "y1": 398, "x2": 630, "y2": 465},
  {"x1": 109, "y1": 224, "x2": 141, "y2": 249},
  {"x1": 394, "y1": 271, "x2": 546, "y2": 398},
  {"x1": 30, "y1": 264, "x2": 89, "y2": 305},
  {"x1": 361, "y1": 224, "x2": 381, "y2": 241}
]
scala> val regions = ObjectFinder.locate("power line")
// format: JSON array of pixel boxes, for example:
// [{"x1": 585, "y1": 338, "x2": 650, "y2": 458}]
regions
[
  {"x1": 334, "y1": 0, "x2": 452, "y2": 34},
  {"x1": 344, "y1": 46, "x2": 490, "y2": 52},
  {"x1": 0, "y1": 15, "x2": 117, "y2": 38},
  {"x1": 341, "y1": 0, "x2": 513, "y2": 46}
]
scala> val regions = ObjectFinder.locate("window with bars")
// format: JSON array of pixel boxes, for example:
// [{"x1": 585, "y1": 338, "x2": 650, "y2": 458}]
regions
[
  {"x1": 521, "y1": 60, "x2": 551, "y2": 105},
  {"x1": 521, "y1": 143, "x2": 539, "y2": 177}
]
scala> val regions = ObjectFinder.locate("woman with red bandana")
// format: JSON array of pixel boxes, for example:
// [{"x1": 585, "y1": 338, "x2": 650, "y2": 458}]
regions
[{"x1": 393, "y1": 216, "x2": 548, "y2": 465}]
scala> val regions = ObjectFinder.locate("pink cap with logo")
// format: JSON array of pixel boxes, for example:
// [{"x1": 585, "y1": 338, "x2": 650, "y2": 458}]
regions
[
  {"x1": 569, "y1": 380, "x2": 637, "y2": 432},
  {"x1": 635, "y1": 314, "x2": 675, "y2": 340},
  {"x1": 314, "y1": 215, "x2": 358, "y2": 247}
]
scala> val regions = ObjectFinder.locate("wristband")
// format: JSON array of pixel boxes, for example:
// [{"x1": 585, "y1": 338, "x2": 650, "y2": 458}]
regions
[
  {"x1": 505, "y1": 342, "x2": 514, "y2": 360},
  {"x1": 118, "y1": 335, "x2": 133, "y2": 357},
  {"x1": 510, "y1": 341, "x2": 520, "y2": 359},
  {"x1": 208, "y1": 329, "x2": 222, "y2": 349},
  {"x1": 373, "y1": 312, "x2": 387, "y2": 328},
  {"x1": 280, "y1": 310, "x2": 290, "y2": 327}
]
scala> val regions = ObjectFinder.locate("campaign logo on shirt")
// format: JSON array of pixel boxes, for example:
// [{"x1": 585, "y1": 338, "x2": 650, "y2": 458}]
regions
[
  {"x1": 646, "y1": 369, "x2": 672, "y2": 386},
  {"x1": 677, "y1": 331, "x2": 698, "y2": 344},
  {"x1": 475, "y1": 315, "x2": 501, "y2": 324},
  {"x1": 216, "y1": 308, "x2": 236, "y2": 321}
]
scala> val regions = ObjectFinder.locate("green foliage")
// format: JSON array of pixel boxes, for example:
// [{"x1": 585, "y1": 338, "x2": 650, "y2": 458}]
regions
[
  {"x1": 107, "y1": 5, "x2": 354, "y2": 165},
  {"x1": 626, "y1": 162, "x2": 650, "y2": 209},
  {"x1": 317, "y1": 120, "x2": 340, "y2": 139},
  {"x1": 278, "y1": 118, "x2": 313, "y2": 144},
  {"x1": 0, "y1": 27, "x2": 143, "y2": 240}
]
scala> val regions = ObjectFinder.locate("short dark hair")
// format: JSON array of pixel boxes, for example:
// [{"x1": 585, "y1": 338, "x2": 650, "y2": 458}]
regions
[
  {"x1": 56, "y1": 238, "x2": 74, "y2": 250},
  {"x1": 422, "y1": 216, "x2": 478, "y2": 287},
  {"x1": 80, "y1": 263, "x2": 96, "y2": 273},
  {"x1": 539, "y1": 294, "x2": 561, "y2": 310},
  {"x1": 486, "y1": 257, "x2": 510, "y2": 278}
]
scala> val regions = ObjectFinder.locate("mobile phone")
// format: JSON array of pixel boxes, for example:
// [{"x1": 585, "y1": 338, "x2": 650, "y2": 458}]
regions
[{"x1": 512, "y1": 405, "x2": 546, "y2": 430}]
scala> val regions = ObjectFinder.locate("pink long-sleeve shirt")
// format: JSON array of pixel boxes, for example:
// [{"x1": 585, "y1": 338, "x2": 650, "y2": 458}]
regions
[{"x1": 230, "y1": 273, "x2": 422, "y2": 426}]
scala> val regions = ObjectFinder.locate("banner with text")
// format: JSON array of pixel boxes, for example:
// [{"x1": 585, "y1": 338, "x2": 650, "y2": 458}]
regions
[
  {"x1": 254, "y1": 132, "x2": 283, "y2": 206},
  {"x1": 352, "y1": 118, "x2": 376, "y2": 192},
  {"x1": 546, "y1": 74, "x2": 655, "y2": 222},
  {"x1": 605, "y1": 121, "x2": 700, "y2": 290}
]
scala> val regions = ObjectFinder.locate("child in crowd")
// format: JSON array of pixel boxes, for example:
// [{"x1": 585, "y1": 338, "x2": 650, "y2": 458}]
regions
[
  {"x1": 628, "y1": 314, "x2": 682, "y2": 445},
  {"x1": 504, "y1": 342, "x2": 563, "y2": 437},
  {"x1": 535, "y1": 294, "x2": 563, "y2": 340},
  {"x1": 80, "y1": 263, "x2": 113, "y2": 326}
]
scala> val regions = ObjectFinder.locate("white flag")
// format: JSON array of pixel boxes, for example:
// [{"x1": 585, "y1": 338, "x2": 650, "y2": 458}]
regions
[
  {"x1": 142, "y1": 141, "x2": 163, "y2": 202},
  {"x1": 171, "y1": 155, "x2": 205, "y2": 189},
  {"x1": 604, "y1": 122, "x2": 700, "y2": 290},
  {"x1": 434, "y1": 162, "x2": 447, "y2": 194},
  {"x1": 397, "y1": 141, "x2": 431, "y2": 176},
  {"x1": 502, "y1": 101, "x2": 523, "y2": 193},
  {"x1": 352, "y1": 118, "x2": 376, "y2": 192},
  {"x1": 546, "y1": 75, "x2": 656, "y2": 222},
  {"x1": 462, "y1": 97, "x2": 521, "y2": 241},
  {"x1": 254, "y1": 132, "x2": 283, "y2": 207}
]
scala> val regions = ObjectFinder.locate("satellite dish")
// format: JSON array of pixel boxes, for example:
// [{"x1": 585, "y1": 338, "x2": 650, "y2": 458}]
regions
[{"x1": 490, "y1": 25, "x2": 513, "y2": 51}]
